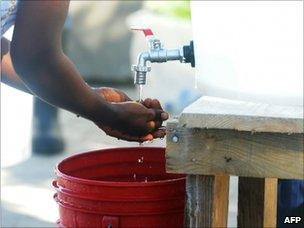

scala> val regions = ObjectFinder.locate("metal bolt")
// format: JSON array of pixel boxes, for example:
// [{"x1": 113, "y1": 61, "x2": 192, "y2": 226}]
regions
[{"x1": 172, "y1": 135, "x2": 179, "y2": 143}]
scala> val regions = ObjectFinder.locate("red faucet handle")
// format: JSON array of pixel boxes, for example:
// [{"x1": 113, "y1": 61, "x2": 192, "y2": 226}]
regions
[{"x1": 131, "y1": 26, "x2": 154, "y2": 37}]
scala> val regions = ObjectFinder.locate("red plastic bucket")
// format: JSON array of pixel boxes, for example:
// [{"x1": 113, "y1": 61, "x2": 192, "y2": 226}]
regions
[{"x1": 53, "y1": 147, "x2": 185, "y2": 228}]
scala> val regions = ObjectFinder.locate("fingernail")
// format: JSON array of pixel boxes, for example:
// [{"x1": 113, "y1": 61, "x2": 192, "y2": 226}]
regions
[
  {"x1": 143, "y1": 134, "x2": 153, "y2": 141},
  {"x1": 161, "y1": 112, "x2": 169, "y2": 120}
]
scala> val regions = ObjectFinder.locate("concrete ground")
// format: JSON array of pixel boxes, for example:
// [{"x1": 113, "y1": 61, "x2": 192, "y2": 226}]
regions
[{"x1": 1, "y1": 85, "x2": 237, "y2": 227}]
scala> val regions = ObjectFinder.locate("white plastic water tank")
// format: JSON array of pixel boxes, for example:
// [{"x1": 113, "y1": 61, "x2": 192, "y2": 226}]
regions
[{"x1": 191, "y1": 1, "x2": 303, "y2": 106}]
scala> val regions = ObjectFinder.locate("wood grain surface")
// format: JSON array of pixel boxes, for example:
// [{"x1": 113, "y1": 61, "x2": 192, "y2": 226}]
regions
[
  {"x1": 166, "y1": 121, "x2": 304, "y2": 179},
  {"x1": 179, "y1": 96, "x2": 303, "y2": 133}
]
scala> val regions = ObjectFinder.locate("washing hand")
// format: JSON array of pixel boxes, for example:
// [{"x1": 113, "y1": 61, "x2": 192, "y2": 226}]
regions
[
  {"x1": 93, "y1": 88, "x2": 168, "y2": 142},
  {"x1": 140, "y1": 98, "x2": 168, "y2": 139}
]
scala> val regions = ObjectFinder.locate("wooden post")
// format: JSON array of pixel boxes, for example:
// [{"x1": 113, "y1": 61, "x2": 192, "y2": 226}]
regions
[
  {"x1": 237, "y1": 177, "x2": 278, "y2": 228},
  {"x1": 185, "y1": 175, "x2": 229, "y2": 227},
  {"x1": 263, "y1": 178, "x2": 278, "y2": 228},
  {"x1": 212, "y1": 175, "x2": 230, "y2": 227}
]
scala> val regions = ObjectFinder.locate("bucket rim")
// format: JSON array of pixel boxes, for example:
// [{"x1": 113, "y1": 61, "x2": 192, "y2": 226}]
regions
[
  {"x1": 54, "y1": 193, "x2": 184, "y2": 216},
  {"x1": 53, "y1": 183, "x2": 185, "y2": 202},
  {"x1": 55, "y1": 147, "x2": 186, "y2": 187}
]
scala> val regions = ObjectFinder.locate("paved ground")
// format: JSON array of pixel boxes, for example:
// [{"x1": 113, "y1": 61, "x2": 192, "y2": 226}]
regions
[{"x1": 1, "y1": 85, "x2": 237, "y2": 227}]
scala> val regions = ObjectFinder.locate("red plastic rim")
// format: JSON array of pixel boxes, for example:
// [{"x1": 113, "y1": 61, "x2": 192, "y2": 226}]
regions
[{"x1": 55, "y1": 147, "x2": 185, "y2": 187}]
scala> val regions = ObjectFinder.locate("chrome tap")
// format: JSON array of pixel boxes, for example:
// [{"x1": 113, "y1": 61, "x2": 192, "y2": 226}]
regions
[{"x1": 131, "y1": 27, "x2": 195, "y2": 85}]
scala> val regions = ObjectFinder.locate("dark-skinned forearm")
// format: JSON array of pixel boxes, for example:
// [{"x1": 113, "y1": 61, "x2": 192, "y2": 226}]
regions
[
  {"x1": 12, "y1": 51, "x2": 115, "y2": 124},
  {"x1": 10, "y1": 1, "x2": 117, "y2": 126}
]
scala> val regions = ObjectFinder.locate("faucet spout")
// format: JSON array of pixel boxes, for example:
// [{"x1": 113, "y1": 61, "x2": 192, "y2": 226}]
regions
[
  {"x1": 137, "y1": 51, "x2": 150, "y2": 67},
  {"x1": 132, "y1": 51, "x2": 151, "y2": 85}
]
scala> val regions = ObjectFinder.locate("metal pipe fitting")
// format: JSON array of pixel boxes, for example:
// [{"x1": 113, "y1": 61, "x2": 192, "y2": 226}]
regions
[
  {"x1": 131, "y1": 52, "x2": 150, "y2": 85},
  {"x1": 131, "y1": 27, "x2": 195, "y2": 85}
]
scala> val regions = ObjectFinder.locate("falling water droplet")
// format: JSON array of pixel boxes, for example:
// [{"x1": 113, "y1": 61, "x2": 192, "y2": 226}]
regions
[
  {"x1": 138, "y1": 157, "x2": 144, "y2": 163},
  {"x1": 172, "y1": 135, "x2": 179, "y2": 143}
]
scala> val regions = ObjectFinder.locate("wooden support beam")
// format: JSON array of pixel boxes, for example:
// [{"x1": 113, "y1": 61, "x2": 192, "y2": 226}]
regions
[
  {"x1": 166, "y1": 96, "x2": 302, "y2": 227},
  {"x1": 185, "y1": 175, "x2": 229, "y2": 228},
  {"x1": 263, "y1": 178, "x2": 278, "y2": 228},
  {"x1": 237, "y1": 177, "x2": 277, "y2": 228},
  {"x1": 212, "y1": 175, "x2": 230, "y2": 227},
  {"x1": 238, "y1": 177, "x2": 264, "y2": 227},
  {"x1": 166, "y1": 121, "x2": 304, "y2": 179}
]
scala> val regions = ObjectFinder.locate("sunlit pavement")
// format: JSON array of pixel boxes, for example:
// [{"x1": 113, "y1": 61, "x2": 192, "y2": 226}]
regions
[{"x1": 1, "y1": 85, "x2": 237, "y2": 227}]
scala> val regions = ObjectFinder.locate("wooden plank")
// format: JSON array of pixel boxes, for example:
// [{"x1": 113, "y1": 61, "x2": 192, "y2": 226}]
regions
[
  {"x1": 263, "y1": 178, "x2": 278, "y2": 228},
  {"x1": 212, "y1": 175, "x2": 229, "y2": 228},
  {"x1": 185, "y1": 175, "x2": 212, "y2": 227},
  {"x1": 198, "y1": 175, "x2": 213, "y2": 227},
  {"x1": 237, "y1": 177, "x2": 277, "y2": 228},
  {"x1": 185, "y1": 175, "x2": 229, "y2": 228},
  {"x1": 238, "y1": 177, "x2": 265, "y2": 227},
  {"x1": 185, "y1": 175, "x2": 197, "y2": 227},
  {"x1": 179, "y1": 96, "x2": 303, "y2": 133},
  {"x1": 166, "y1": 121, "x2": 304, "y2": 179}
]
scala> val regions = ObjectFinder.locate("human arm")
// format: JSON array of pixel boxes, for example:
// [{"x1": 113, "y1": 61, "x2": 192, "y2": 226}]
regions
[
  {"x1": 1, "y1": 37, "x2": 130, "y2": 100},
  {"x1": 10, "y1": 0, "x2": 166, "y2": 139}
]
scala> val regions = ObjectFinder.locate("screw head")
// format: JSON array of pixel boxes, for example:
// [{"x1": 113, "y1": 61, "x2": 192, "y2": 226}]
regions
[{"x1": 172, "y1": 135, "x2": 179, "y2": 143}]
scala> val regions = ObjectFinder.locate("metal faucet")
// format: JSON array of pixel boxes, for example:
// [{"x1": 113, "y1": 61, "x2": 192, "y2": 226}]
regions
[{"x1": 131, "y1": 27, "x2": 195, "y2": 85}]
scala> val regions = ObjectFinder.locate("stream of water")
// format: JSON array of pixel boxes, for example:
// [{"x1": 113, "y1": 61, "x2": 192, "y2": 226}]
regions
[
  {"x1": 138, "y1": 84, "x2": 143, "y2": 102},
  {"x1": 138, "y1": 84, "x2": 144, "y2": 147}
]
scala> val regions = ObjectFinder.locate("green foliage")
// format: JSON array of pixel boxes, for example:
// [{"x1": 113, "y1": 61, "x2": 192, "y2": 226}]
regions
[{"x1": 146, "y1": 1, "x2": 191, "y2": 20}]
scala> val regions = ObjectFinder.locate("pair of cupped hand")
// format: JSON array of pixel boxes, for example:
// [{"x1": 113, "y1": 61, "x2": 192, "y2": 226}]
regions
[{"x1": 93, "y1": 87, "x2": 169, "y2": 142}]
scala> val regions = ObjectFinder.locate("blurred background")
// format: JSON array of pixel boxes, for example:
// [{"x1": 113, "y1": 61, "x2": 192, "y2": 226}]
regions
[
  {"x1": 3, "y1": 1, "x2": 302, "y2": 227},
  {"x1": 1, "y1": 1, "x2": 203, "y2": 227}
]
